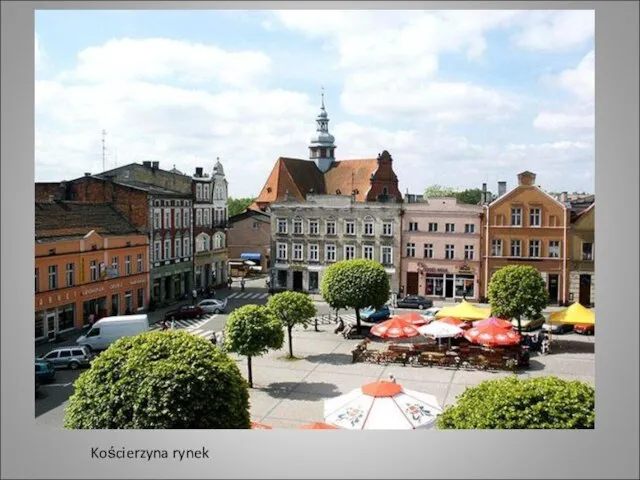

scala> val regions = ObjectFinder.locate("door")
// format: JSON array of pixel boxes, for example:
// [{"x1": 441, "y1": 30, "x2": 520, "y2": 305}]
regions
[
  {"x1": 406, "y1": 272, "x2": 419, "y2": 295},
  {"x1": 445, "y1": 278, "x2": 454, "y2": 299},
  {"x1": 579, "y1": 274, "x2": 592, "y2": 306},
  {"x1": 293, "y1": 271, "x2": 303, "y2": 291},
  {"x1": 46, "y1": 312, "x2": 57, "y2": 341},
  {"x1": 548, "y1": 274, "x2": 559, "y2": 304},
  {"x1": 111, "y1": 294, "x2": 119, "y2": 316}
]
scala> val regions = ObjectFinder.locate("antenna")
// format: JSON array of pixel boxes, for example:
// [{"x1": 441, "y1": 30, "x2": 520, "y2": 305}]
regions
[{"x1": 101, "y1": 129, "x2": 107, "y2": 171}]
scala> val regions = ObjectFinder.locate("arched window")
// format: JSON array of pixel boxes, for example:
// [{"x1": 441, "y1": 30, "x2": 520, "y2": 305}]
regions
[
  {"x1": 196, "y1": 183, "x2": 203, "y2": 201},
  {"x1": 214, "y1": 232, "x2": 225, "y2": 250}
]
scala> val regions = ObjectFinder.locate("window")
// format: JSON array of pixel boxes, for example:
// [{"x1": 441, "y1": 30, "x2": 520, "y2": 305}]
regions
[
  {"x1": 66, "y1": 263, "x2": 74, "y2": 287},
  {"x1": 111, "y1": 256, "x2": 119, "y2": 272},
  {"x1": 549, "y1": 215, "x2": 558, "y2": 227},
  {"x1": 203, "y1": 184, "x2": 210, "y2": 200},
  {"x1": 428, "y1": 222, "x2": 438, "y2": 232},
  {"x1": 277, "y1": 242, "x2": 288, "y2": 261},
  {"x1": 125, "y1": 290, "x2": 133, "y2": 312},
  {"x1": 464, "y1": 245, "x2": 474, "y2": 260},
  {"x1": 293, "y1": 219, "x2": 303, "y2": 235},
  {"x1": 465, "y1": 224, "x2": 475, "y2": 234},
  {"x1": 364, "y1": 220, "x2": 374, "y2": 236},
  {"x1": 511, "y1": 207, "x2": 522, "y2": 226},
  {"x1": 164, "y1": 238, "x2": 171, "y2": 259},
  {"x1": 196, "y1": 209, "x2": 202, "y2": 227},
  {"x1": 35, "y1": 268, "x2": 39, "y2": 293},
  {"x1": 175, "y1": 209, "x2": 182, "y2": 229},
  {"x1": 326, "y1": 221, "x2": 336, "y2": 236},
  {"x1": 153, "y1": 209, "x2": 161, "y2": 229},
  {"x1": 154, "y1": 240, "x2": 162, "y2": 261},
  {"x1": 383, "y1": 222, "x2": 393, "y2": 236},
  {"x1": 381, "y1": 246, "x2": 393, "y2": 265},
  {"x1": 59, "y1": 350, "x2": 71, "y2": 358},
  {"x1": 125, "y1": 255, "x2": 132, "y2": 275},
  {"x1": 137, "y1": 288, "x2": 144, "y2": 309},
  {"x1": 345, "y1": 220, "x2": 356, "y2": 236},
  {"x1": 495, "y1": 215, "x2": 505, "y2": 226},
  {"x1": 491, "y1": 239, "x2": 503, "y2": 256},
  {"x1": 344, "y1": 245, "x2": 356, "y2": 260},
  {"x1": 196, "y1": 184, "x2": 203, "y2": 200},
  {"x1": 277, "y1": 219, "x2": 288, "y2": 234},
  {"x1": 137, "y1": 253, "x2": 143, "y2": 273},
  {"x1": 363, "y1": 245, "x2": 374, "y2": 260},
  {"x1": 510, "y1": 239, "x2": 522, "y2": 257},
  {"x1": 203, "y1": 208, "x2": 210, "y2": 227},
  {"x1": 423, "y1": 244, "x2": 433, "y2": 259},
  {"x1": 309, "y1": 220, "x2": 319, "y2": 235},
  {"x1": 406, "y1": 243, "x2": 416, "y2": 257},
  {"x1": 309, "y1": 272, "x2": 319, "y2": 291},
  {"x1": 529, "y1": 208, "x2": 541, "y2": 227},
  {"x1": 183, "y1": 209, "x2": 190, "y2": 228},
  {"x1": 175, "y1": 238, "x2": 182, "y2": 258},
  {"x1": 326, "y1": 244, "x2": 336, "y2": 262},
  {"x1": 183, "y1": 237, "x2": 190, "y2": 257},
  {"x1": 48, "y1": 265, "x2": 58, "y2": 289},
  {"x1": 445, "y1": 223, "x2": 455, "y2": 233},
  {"x1": 408, "y1": 222, "x2": 418, "y2": 232},
  {"x1": 529, "y1": 240, "x2": 541, "y2": 258},
  {"x1": 445, "y1": 245, "x2": 455, "y2": 260},
  {"x1": 164, "y1": 209, "x2": 172, "y2": 229},
  {"x1": 549, "y1": 240, "x2": 560, "y2": 258},
  {"x1": 582, "y1": 242, "x2": 593, "y2": 261},
  {"x1": 89, "y1": 261, "x2": 98, "y2": 282},
  {"x1": 214, "y1": 233, "x2": 225, "y2": 249},
  {"x1": 253, "y1": 221, "x2": 259, "y2": 230},
  {"x1": 293, "y1": 244, "x2": 304, "y2": 261},
  {"x1": 308, "y1": 244, "x2": 319, "y2": 262}
]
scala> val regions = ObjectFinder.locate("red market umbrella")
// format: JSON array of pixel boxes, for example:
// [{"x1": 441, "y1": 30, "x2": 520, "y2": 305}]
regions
[
  {"x1": 251, "y1": 421, "x2": 273, "y2": 430},
  {"x1": 464, "y1": 323, "x2": 521, "y2": 346},
  {"x1": 298, "y1": 422, "x2": 340, "y2": 430},
  {"x1": 473, "y1": 317, "x2": 513, "y2": 330},
  {"x1": 394, "y1": 312, "x2": 428, "y2": 326},
  {"x1": 370, "y1": 318, "x2": 421, "y2": 339}
]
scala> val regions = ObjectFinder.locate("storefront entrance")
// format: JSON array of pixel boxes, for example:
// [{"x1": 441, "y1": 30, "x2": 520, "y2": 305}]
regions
[
  {"x1": 406, "y1": 272, "x2": 419, "y2": 295},
  {"x1": 548, "y1": 274, "x2": 559, "y2": 304},
  {"x1": 579, "y1": 274, "x2": 592, "y2": 306},
  {"x1": 46, "y1": 312, "x2": 57, "y2": 341},
  {"x1": 426, "y1": 273, "x2": 475, "y2": 300},
  {"x1": 293, "y1": 271, "x2": 303, "y2": 291}
]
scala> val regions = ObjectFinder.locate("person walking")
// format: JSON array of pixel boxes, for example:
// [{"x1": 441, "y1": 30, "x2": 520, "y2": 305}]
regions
[
  {"x1": 170, "y1": 318, "x2": 176, "y2": 330},
  {"x1": 192, "y1": 288, "x2": 198, "y2": 305},
  {"x1": 240, "y1": 277, "x2": 246, "y2": 291},
  {"x1": 227, "y1": 277, "x2": 233, "y2": 289}
]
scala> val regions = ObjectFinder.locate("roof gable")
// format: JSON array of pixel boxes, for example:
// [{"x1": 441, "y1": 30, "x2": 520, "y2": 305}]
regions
[{"x1": 323, "y1": 159, "x2": 378, "y2": 201}]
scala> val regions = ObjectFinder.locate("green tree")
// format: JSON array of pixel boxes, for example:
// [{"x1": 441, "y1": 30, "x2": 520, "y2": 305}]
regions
[
  {"x1": 424, "y1": 184, "x2": 457, "y2": 198},
  {"x1": 488, "y1": 265, "x2": 549, "y2": 334},
  {"x1": 455, "y1": 188, "x2": 484, "y2": 205},
  {"x1": 228, "y1": 197, "x2": 256, "y2": 217},
  {"x1": 64, "y1": 330, "x2": 250, "y2": 429},
  {"x1": 320, "y1": 259, "x2": 390, "y2": 332},
  {"x1": 267, "y1": 291, "x2": 317, "y2": 359},
  {"x1": 224, "y1": 304, "x2": 284, "y2": 388},
  {"x1": 437, "y1": 376, "x2": 595, "y2": 429}
]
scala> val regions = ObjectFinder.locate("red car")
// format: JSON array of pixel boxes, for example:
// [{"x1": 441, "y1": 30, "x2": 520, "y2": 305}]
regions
[
  {"x1": 165, "y1": 305, "x2": 204, "y2": 321},
  {"x1": 574, "y1": 323, "x2": 595, "y2": 335}
]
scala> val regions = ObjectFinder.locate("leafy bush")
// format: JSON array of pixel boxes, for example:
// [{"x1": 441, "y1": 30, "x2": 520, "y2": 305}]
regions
[
  {"x1": 64, "y1": 330, "x2": 250, "y2": 429},
  {"x1": 320, "y1": 259, "x2": 390, "y2": 331},
  {"x1": 224, "y1": 304, "x2": 284, "y2": 387},
  {"x1": 437, "y1": 376, "x2": 595, "y2": 429},
  {"x1": 267, "y1": 291, "x2": 317, "y2": 358}
]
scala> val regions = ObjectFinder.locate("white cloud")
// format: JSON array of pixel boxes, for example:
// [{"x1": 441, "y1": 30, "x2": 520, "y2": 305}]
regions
[
  {"x1": 512, "y1": 10, "x2": 594, "y2": 51},
  {"x1": 533, "y1": 111, "x2": 595, "y2": 131},
  {"x1": 59, "y1": 38, "x2": 272, "y2": 88},
  {"x1": 554, "y1": 49, "x2": 594, "y2": 101}
]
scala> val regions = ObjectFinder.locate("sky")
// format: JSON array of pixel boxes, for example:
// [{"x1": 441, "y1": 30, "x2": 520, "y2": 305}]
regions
[{"x1": 35, "y1": 9, "x2": 595, "y2": 198}]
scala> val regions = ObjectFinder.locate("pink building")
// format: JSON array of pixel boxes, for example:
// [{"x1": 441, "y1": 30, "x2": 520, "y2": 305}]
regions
[{"x1": 401, "y1": 197, "x2": 484, "y2": 300}]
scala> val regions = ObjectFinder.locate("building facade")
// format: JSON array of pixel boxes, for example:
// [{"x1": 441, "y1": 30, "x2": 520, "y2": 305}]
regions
[
  {"x1": 401, "y1": 196, "x2": 483, "y2": 300},
  {"x1": 227, "y1": 209, "x2": 272, "y2": 275},
  {"x1": 569, "y1": 202, "x2": 595, "y2": 306},
  {"x1": 192, "y1": 160, "x2": 229, "y2": 289},
  {"x1": 482, "y1": 171, "x2": 570, "y2": 305},
  {"x1": 35, "y1": 202, "x2": 149, "y2": 343},
  {"x1": 269, "y1": 195, "x2": 402, "y2": 293}
]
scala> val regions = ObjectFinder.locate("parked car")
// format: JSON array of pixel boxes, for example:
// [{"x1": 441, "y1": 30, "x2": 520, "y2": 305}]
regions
[
  {"x1": 574, "y1": 323, "x2": 595, "y2": 335},
  {"x1": 165, "y1": 305, "x2": 204, "y2": 321},
  {"x1": 77, "y1": 315, "x2": 150, "y2": 351},
  {"x1": 396, "y1": 295, "x2": 434, "y2": 310},
  {"x1": 39, "y1": 346, "x2": 92, "y2": 370},
  {"x1": 511, "y1": 315, "x2": 545, "y2": 332},
  {"x1": 542, "y1": 322, "x2": 574, "y2": 334},
  {"x1": 35, "y1": 359, "x2": 56, "y2": 383},
  {"x1": 198, "y1": 298, "x2": 228, "y2": 314},
  {"x1": 361, "y1": 305, "x2": 391, "y2": 322},
  {"x1": 423, "y1": 307, "x2": 441, "y2": 322}
]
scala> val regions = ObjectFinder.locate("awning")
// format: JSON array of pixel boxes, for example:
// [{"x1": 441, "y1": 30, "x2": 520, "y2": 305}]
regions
[{"x1": 241, "y1": 252, "x2": 262, "y2": 261}]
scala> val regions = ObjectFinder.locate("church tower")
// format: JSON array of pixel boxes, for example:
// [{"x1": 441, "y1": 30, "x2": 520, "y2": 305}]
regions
[{"x1": 308, "y1": 88, "x2": 336, "y2": 173}]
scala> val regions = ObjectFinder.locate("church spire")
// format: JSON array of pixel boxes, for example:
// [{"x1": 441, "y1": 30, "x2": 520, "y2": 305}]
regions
[{"x1": 309, "y1": 87, "x2": 336, "y2": 173}]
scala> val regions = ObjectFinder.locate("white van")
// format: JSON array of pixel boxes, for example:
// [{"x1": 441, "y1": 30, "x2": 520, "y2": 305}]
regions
[{"x1": 76, "y1": 314, "x2": 149, "y2": 351}]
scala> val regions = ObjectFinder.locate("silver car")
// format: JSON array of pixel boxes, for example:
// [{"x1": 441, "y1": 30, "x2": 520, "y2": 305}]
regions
[
  {"x1": 39, "y1": 346, "x2": 93, "y2": 370},
  {"x1": 197, "y1": 298, "x2": 228, "y2": 314}
]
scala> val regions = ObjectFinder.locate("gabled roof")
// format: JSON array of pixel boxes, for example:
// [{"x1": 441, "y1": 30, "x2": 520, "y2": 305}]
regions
[
  {"x1": 488, "y1": 182, "x2": 568, "y2": 210},
  {"x1": 571, "y1": 201, "x2": 595, "y2": 224},
  {"x1": 324, "y1": 159, "x2": 379, "y2": 201},
  {"x1": 35, "y1": 201, "x2": 143, "y2": 240},
  {"x1": 229, "y1": 208, "x2": 271, "y2": 224}
]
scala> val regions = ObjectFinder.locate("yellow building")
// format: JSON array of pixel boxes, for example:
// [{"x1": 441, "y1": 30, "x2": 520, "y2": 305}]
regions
[{"x1": 569, "y1": 202, "x2": 595, "y2": 306}]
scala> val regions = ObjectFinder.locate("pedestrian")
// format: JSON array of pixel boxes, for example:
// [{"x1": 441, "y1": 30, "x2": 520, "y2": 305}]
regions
[
  {"x1": 227, "y1": 277, "x2": 233, "y2": 289},
  {"x1": 210, "y1": 332, "x2": 218, "y2": 346},
  {"x1": 170, "y1": 318, "x2": 176, "y2": 330},
  {"x1": 240, "y1": 277, "x2": 246, "y2": 291},
  {"x1": 192, "y1": 288, "x2": 198, "y2": 305},
  {"x1": 161, "y1": 319, "x2": 169, "y2": 331},
  {"x1": 88, "y1": 313, "x2": 95, "y2": 327}
]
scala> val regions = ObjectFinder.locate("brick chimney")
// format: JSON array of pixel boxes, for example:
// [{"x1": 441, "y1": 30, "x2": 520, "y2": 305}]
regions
[
  {"x1": 151, "y1": 161, "x2": 159, "y2": 170},
  {"x1": 560, "y1": 191, "x2": 568, "y2": 203},
  {"x1": 142, "y1": 161, "x2": 152, "y2": 168},
  {"x1": 498, "y1": 181, "x2": 507, "y2": 197},
  {"x1": 195, "y1": 167, "x2": 203, "y2": 177}
]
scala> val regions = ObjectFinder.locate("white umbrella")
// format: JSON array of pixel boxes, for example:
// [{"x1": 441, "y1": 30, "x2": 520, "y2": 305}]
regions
[
  {"x1": 324, "y1": 381, "x2": 442, "y2": 430},
  {"x1": 243, "y1": 260, "x2": 257, "y2": 266},
  {"x1": 418, "y1": 321, "x2": 463, "y2": 339}
]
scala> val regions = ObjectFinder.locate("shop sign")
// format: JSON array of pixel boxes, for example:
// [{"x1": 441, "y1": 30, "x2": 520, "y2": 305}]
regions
[
  {"x1": 426, "y1": 267, "x2": 449, "y2": 274},
  {"x1": 110, "y1": 282, "x2": 122, "y2": 290},
  {"x1": 82, "y1": 286, "x2": 105, "y2": 296},
  {"x1": 459, "y1": 263, "x2": 473, "y2": 273}
]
